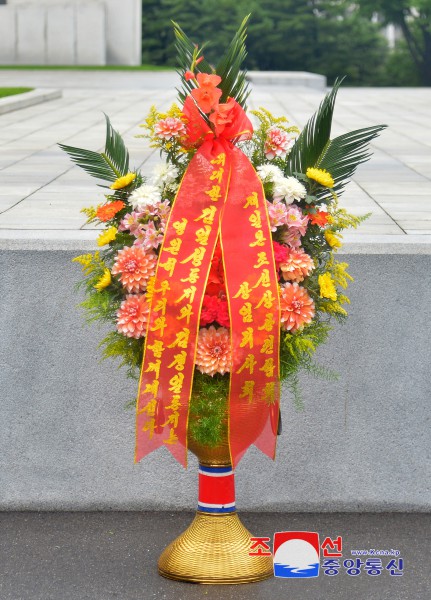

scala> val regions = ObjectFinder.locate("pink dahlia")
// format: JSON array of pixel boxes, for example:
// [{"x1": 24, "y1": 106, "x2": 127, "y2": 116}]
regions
[
  {"x1": 280, "y1": 248, "x2": 315, "y2": 283},
  {"x1": 280, "y1": 282, "x2": 315, "y2": 332},
  {"x1": 264, "y1": 127, "x2": 294, "y2": 160},
  {"x1": 155, "y1": 117, "x2": 186, "y2": 140},
  {"x1": 111, "y1": 245, "x2": 157, "y2": 293},
  {"x1": 116, "y1": 294, "x2": 150, "y2": 339},
  {"x1": 195, "y1": 326, "x2": 232, "y2": 376}
]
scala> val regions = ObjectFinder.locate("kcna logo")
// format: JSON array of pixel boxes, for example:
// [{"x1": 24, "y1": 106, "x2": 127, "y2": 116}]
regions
[{"x1": 273, "y1": 531, "x2": 321, "y2": 578}]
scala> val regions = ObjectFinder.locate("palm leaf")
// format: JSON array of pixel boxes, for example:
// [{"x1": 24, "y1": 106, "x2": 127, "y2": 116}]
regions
[
  {"x1": 285, "y1": 77, "x2": 386, "y2": 199},
  {"x1": 285, "y1": 78, "x2": 344, "y2": 177},
  {"x1": 173, "y1": 17, "x2": 250, "y2": 108},
  {"x1": 173, "y1": 21, "x2": 213, "y2": 105},
  {"x1": 59, "y1": 114, "x2": 130, "y2": 183},
  {"x1": 316, "y1": 125, "x2": 387, "y2": 201},
  {"x1": 215, "y1": 15, "x2": 250, "y2": 107}
]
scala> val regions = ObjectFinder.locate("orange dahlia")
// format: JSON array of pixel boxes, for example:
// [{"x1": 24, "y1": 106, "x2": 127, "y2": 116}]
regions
[
  {"x1": 195, "y1": 326, "x2": 232, "y2": 376},
  {"x1": 111, "y1": 246, "x2": 157, "y2": 293},
  {"x1": 280, "y1": 282, "x2": 315, "y2": 332},
  {"x1": 280, "y1": 248, "x2": 315, "y2": 283},
  {"x1": 116, "y1": 294, "x2": 150, "y2": 339},
  {"x1": 96, "y1": 200, "x2": 125, "y2": 222}
]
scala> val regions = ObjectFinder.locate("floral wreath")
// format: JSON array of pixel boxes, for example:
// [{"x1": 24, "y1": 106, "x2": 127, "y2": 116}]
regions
[{"x1": 61, "y1": 18, "x2": 385, "y2": 466}]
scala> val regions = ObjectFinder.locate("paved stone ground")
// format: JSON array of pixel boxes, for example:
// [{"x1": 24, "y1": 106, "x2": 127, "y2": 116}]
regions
[
  {"x1": 0, "y1": 70, "x2": 430, "y2": 242},
  {"x1": 0, "y1": 511, "x2": 429, "y2": 600}
]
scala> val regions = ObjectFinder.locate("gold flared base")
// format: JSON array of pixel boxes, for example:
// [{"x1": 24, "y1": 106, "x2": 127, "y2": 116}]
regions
[{"x1": 158, "y1": 511, "x2": 273, "y2": 584}]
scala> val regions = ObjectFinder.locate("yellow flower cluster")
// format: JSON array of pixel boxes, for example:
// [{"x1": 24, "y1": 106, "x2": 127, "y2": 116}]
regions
[
  {"x1": 306, "y1": 167, "x2": 334, "y2": 188},
  {"x1": 72, "y1": 251, "x2": 102, "y2": 275},
  {"x1": 97, "y1": 226, "x2": 117, "y2": 247},
  {"x1": 325, "y1": 230, "x2": 343, "y2": 250},
  {"x1": 94, "y1": 268, "x2": 112, "y2": 292},
  {"x1": 318, "y1": 273, "x2": 337, "y2": 301},
  {"x1": 110, "y1": 172, "x2": 136, "y2": 190}
]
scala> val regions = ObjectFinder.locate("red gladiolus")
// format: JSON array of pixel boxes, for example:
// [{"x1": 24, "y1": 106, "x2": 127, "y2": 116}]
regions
[
  {"x1": 209, "y1": 97, "x2": 236, "y2": 136},
  {"x1": 184, "y1": 70, "x2": 195, "y2": 81},
  {"x1": 191, "y1": 73, "x2": 222, "y2": 113}
]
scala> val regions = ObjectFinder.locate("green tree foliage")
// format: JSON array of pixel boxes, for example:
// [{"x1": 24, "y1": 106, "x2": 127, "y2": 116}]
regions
[
  {"x1": 358, "y1": 0, "x2": 431, "y2": 85},
  {"x1": 142, "y1": 0, "x2": 389, "y2": 85}
]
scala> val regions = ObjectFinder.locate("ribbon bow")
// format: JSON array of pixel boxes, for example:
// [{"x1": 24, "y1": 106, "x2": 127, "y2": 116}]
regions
[{"x1": 135, "y1": 96, "x2": 281, "y2": 468}]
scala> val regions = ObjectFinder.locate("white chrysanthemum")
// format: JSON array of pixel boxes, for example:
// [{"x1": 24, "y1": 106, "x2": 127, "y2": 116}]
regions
[
  {"x1": 273, "y1": 176, "x2": 307, "y2": 204},
  {"x1": 256, "y1": 164, "x2": 284, "y2": 183},
  {"x1": 129, "y1": 185, "x2": 161, "y2": 210},
  {"x1": 152, "y1": 163, "x2": 180, "y2": 189}
]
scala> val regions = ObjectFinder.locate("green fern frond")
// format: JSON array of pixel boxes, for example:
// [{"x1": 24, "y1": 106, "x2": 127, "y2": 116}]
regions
[
  {"x1": 99, "y1": 331, "x2": 144, "y2": 379},
  {"x1": 59, "y1": 114, "x2": 130, "y2": 183}
]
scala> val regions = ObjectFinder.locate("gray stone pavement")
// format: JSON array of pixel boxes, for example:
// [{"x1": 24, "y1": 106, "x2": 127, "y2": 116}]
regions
[
  {"x1": 0, "y1": 70, "x2": 430, "y2": 242},
  {"x1": 0, "y1": 511, "x2": 428, "y2": 600}
]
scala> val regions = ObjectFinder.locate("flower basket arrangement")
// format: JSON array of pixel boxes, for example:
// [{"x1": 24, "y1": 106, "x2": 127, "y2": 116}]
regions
[{"x1": 60, "y1": 17, "x2": 385, "y2": 584}]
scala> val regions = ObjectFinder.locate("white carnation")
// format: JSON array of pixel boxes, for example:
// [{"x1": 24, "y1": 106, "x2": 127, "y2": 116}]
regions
[
  {"x1": 273, "y1": 176, "x2": 307, "y2": 204},
  {"x1": 152, "y1": 163, "x2": 179, "y2": 189},
  {"x1": 256, "y1": 164, "x2": 284, "y2": 183},
  {"x1": 129, "y1": 185, "x2": 161, "y2": 210}
]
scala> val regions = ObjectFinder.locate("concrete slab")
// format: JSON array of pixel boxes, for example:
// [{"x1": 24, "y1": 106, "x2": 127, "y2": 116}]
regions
[
  {"x1": 0, "y1": 72, "x2": 429, "y2": 240},
  {"x1": 0, "y1": 512, "x2": 428, "y2": 600}
]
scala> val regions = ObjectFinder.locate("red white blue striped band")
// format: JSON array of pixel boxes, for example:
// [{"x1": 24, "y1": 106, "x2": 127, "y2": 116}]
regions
[{"x1": 198, "y1": 465, "x2": 236, "y2": 513}]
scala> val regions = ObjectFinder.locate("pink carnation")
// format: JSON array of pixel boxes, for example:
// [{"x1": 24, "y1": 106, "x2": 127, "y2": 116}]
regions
[
  {"x1": 272, "y1": 240, "x2": 289, "y2": 270},
  {"x1": 264, "y1": 127, "x2": 294, "y2": 160},
  {"x1": 116, "y1": 294, "x2": 150, "y2": 339},
  {"x1": 200, "y1": 295, "x2": 230, "y2": 328},
  {"x1": 155, "y1": 117, "x2": 186, "y2": 140}
]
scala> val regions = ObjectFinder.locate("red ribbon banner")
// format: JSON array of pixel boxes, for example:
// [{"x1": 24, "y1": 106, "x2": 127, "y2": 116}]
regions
[{"x1": 135, "y1": 97, "x2": 281, "y2": 468}]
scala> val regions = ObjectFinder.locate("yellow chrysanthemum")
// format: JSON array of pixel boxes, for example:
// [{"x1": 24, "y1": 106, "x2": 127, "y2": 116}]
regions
[
  {"x1": 306, "y1": 167, "x2": 334, "y2": 188},
  {"x1": 94, "y1": 269, "x2": 112, "y2": 292},
  {"x1": 110, "y1": 172, "x2": 136, "y2": 190},
  {"x1": 319, "y1": 273, "x2": 338, "y2": 301},
  {"x1": 325, "y1": 230, "x2": 343, "y2": 249},
  {"x1": 97, "y1": 226, "x2": 117, "y2": 247}
]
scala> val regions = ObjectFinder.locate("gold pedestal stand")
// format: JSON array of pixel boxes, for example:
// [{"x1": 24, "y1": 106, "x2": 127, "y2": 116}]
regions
[
  {"x1": 158, "y1": 511, "x2": 273, "y2": 584},
  {"x1": 158, "y1": 438, "x2": 273, "y2": 584}
]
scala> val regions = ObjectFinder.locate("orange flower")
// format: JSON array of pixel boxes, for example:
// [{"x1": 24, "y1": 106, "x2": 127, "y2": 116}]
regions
[
  {"x1": 116, "y1": 294, "x2": 150, "y2": 339},
  {"x1": 209, "y1": 97, "x2": 236, "y2": 136},
  {"x1": 309, "y1": 211, "x2": 329, "y2": 227},
  {"x1": 280, "y1": 282, "x2": 315, "y2": 332},
  {"x1": 96, "y1": 200, "x2": 125, "y2": 222},
  {"x1": 191, "y1": 72, "x2": 222, "y2": 113},
  {"x1": 195, "y1": 326, "x2": 232, "y2": 376},
  {"x1": 280, "y1": 248, "x2": 315, "y2": 283},
  {"x1": 111, "y1": 245, "x2": 157, "y2": 293},
  {"x1": 184, "y1": 70, "x2": 195, "y2": 81}
]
